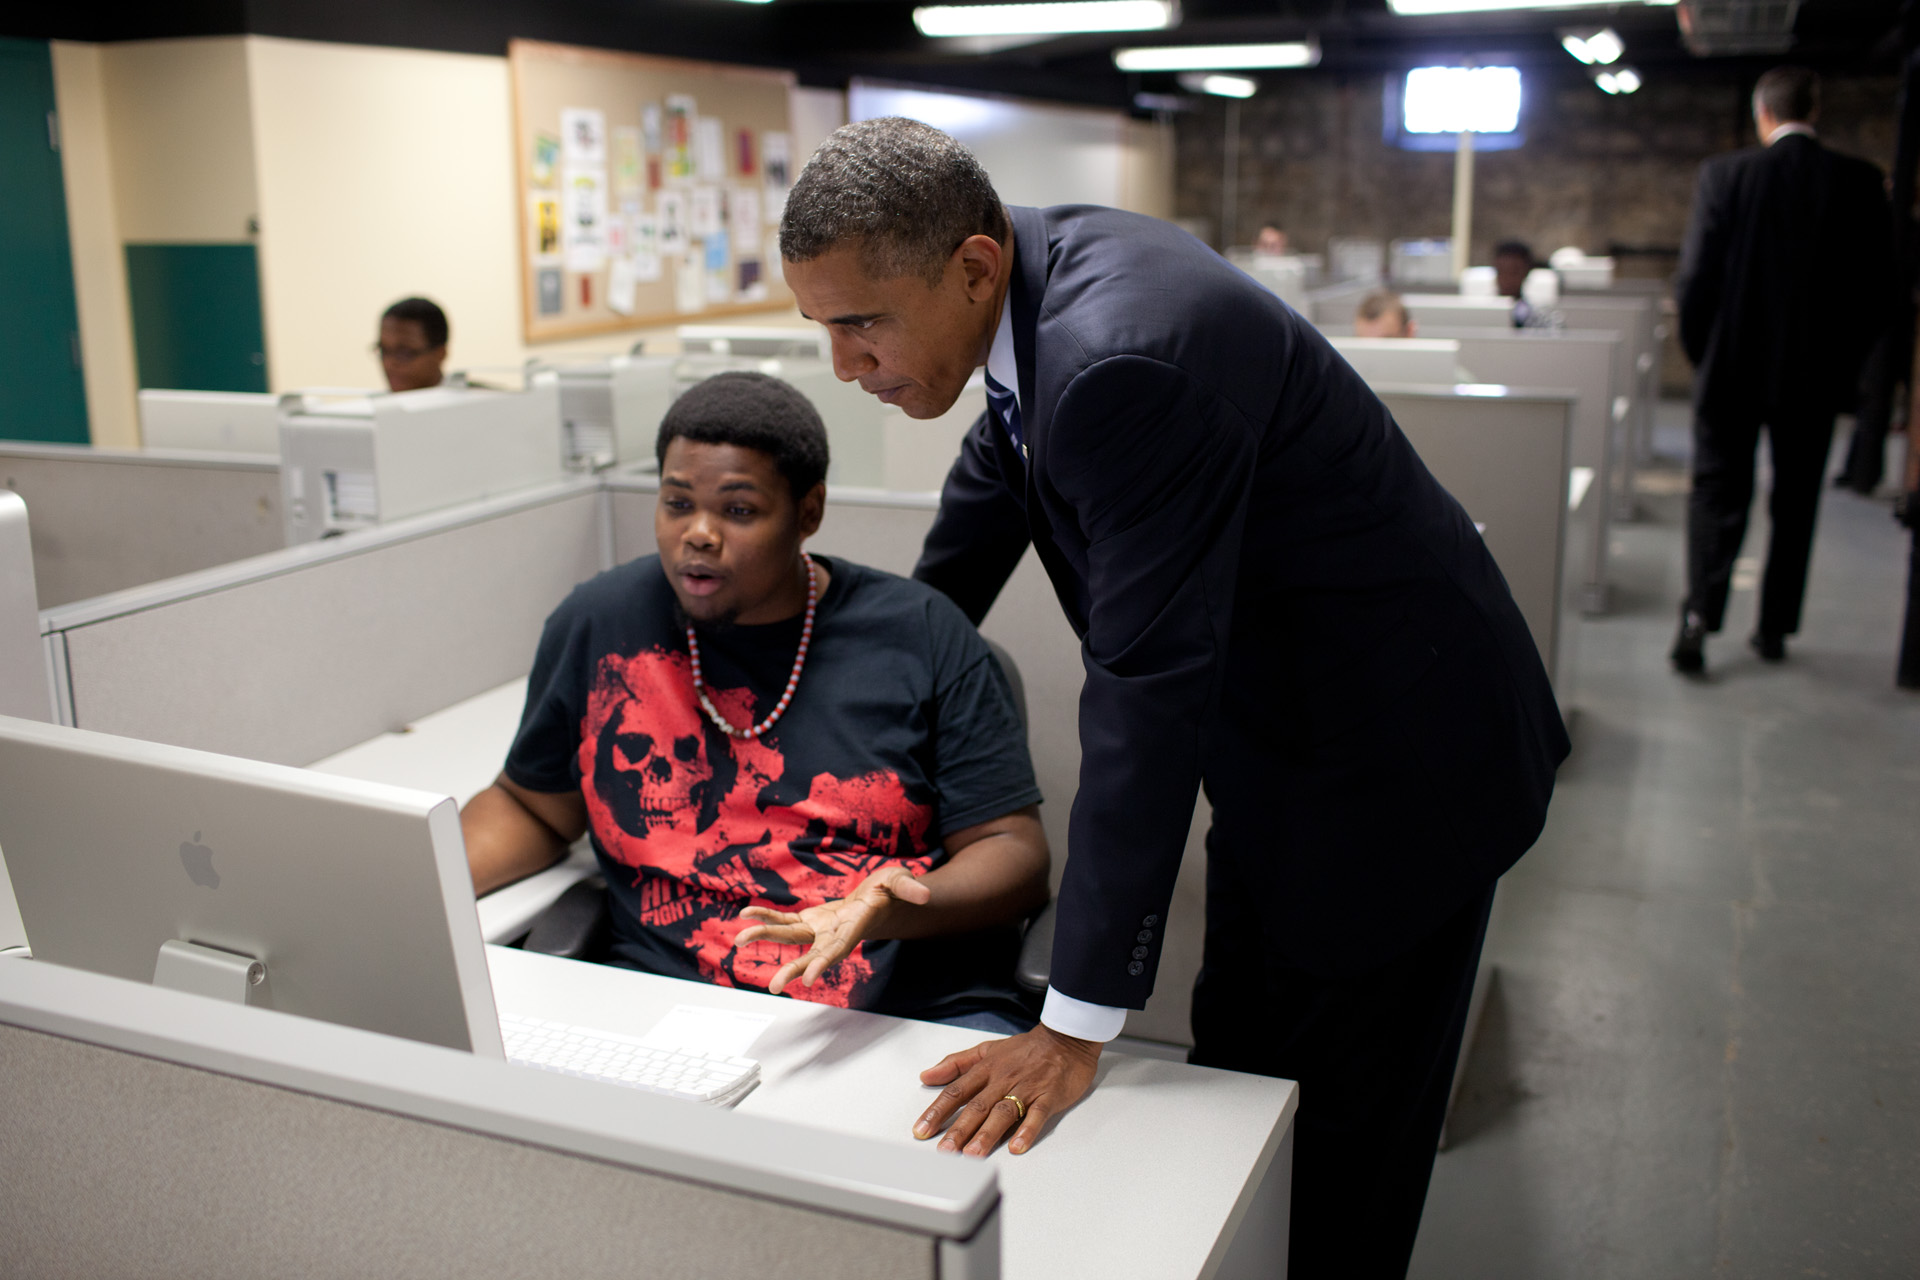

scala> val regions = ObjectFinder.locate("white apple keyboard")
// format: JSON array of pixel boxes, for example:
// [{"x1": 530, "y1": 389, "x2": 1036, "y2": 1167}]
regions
[{"x1": 500, "y1": 1012, "x2": 760, "y2": 1106}]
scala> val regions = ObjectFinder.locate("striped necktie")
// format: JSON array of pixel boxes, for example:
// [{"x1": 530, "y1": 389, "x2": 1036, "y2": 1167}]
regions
[{"x1": 983, "y1": 369, "x2": 1027, "y2": 461}]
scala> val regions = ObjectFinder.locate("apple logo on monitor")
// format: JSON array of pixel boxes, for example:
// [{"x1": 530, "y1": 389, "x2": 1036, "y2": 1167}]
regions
[{"x1": 178, "y1": 831, "x2": 220, "y2": 889}]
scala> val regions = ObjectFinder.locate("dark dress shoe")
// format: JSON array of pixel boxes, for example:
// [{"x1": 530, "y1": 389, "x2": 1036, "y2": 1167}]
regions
[
  {"x1": 1750, "y1": 632, "x2": 1787, "y2": 662},
  {"x1": 1671, "y1": 613, "x2": 1707, "y2": 674}
]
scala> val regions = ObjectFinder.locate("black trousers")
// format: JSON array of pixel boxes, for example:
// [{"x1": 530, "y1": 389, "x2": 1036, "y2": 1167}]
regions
[
  {"x1": 1685, "y1": 410, "x2": 1836, "y2": 635},
  {"x1": 1189, "y1": 849, "x2": 1496, "y2": 1280}
]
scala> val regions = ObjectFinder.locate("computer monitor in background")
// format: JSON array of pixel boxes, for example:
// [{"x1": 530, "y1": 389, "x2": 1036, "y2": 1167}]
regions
[
  {"x1": 279, "y1": 373, "x2": 567, "y2": 543},
  {"x1": 0, "y1": 714, "x2": 503, "y2": 1056},
  {"x1": 138, "y1": 390, "x2": 282, "y2": 456}
]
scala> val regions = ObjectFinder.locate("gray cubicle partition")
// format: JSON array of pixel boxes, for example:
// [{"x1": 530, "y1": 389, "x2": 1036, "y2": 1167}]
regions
[
  {"x1": 39, "y1": 479, "x2": 607, "y2": 767},
  {"x1": 1553, "y1": 293, "x2": 1662, "y2": 520},
  {"x1": 0, "y1": 490, "x2": 43, "y2": 954},
  {"x1": 1417, "y1": 328, "x2": 1623, "y2": 614},
  {"x1": 0, "y1": 958, "x2": 998, "y2": 1279},
  {"x1": 1305, "y1": 277, "x2": 1377, "y2": 326},
  {"x1": 1377, "y1": 385, "x2": 1577, "y2": 688},
  {"x1": 0, "y1": 443, "x2": 283, "y2": 608}
]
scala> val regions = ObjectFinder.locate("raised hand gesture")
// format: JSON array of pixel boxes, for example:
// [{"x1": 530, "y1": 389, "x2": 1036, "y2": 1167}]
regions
[{"x1": 733, "y1": 865, "x2": 933, "y2": 995}]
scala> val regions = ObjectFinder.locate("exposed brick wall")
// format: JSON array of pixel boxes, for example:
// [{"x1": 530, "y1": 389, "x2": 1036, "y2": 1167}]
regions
[{"x1": 1174, "y1": 64, "x2": 1897, "y2": 274}]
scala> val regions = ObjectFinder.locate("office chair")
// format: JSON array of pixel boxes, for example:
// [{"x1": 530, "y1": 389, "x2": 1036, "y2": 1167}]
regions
[{"x1": 520, "y1": 639, "x2": 1058, "y2": 999}]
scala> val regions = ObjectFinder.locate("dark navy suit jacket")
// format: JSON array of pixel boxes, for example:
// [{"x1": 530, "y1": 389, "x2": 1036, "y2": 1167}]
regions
[
  {"x1": 914, "y1": 205, "x2": 1570, "y2": 1008},
  {"x1": 1676, "y1": 133, "x2": 1891, "y2": 423}
]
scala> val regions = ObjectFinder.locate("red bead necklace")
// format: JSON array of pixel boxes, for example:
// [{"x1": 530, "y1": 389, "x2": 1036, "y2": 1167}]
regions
[{"x1": 686, "y1": 554, "x2": 818, "y2": 740}]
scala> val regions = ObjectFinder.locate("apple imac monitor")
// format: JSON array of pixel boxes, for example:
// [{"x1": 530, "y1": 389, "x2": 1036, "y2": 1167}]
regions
[
  {"x1": 278, "y1": 374, "x2": 566, "y2": 544},
  {"x1": 677, "y1": 324, "x2": 826, "y2": 359},
  {"x1": 138, "y1": 390, "x2": 282, "y2": 456},
  {"x1": 549, "y1": 354, "x2": 675, "y2": 473},
  {"x1": 0, "y1": 714, "x2": 503, "y2": 1055}
]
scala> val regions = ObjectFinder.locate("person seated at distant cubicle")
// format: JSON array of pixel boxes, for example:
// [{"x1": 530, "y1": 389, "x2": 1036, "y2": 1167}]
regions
[
  {"x1": 1353, "y1": 290, "x2": 1417, "y2": 339},
  {"x1": 1493, "y1": 240, "x2": 1536, "y2": 328},
  {"x1": 377, "y1": 296, "x2": 449, "y2": 392},
  {"x1": 1253, "y1": 224, "x2": 1289, "y2": 256},
  {"x1": 461, "y1": 372, "x2": 1050, "y2": 1033}
]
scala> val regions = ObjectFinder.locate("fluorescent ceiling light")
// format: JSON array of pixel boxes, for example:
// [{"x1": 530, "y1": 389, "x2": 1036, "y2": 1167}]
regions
[
  {"x1": 914, "y1": 0, "x2": 1174, "y2": 37},
  {"x1": 1561, "y1": 27, "x2": 1624, "y2": 63},
  {"x1": 1594, "y1": 66, "x2": 1642, "y2": 94},
  {"x1": 1390, "y1": 0, "x2": 1664, "y2": 14},
  {"x1": 1403, "y1": 66, "x2": 1522, "y2": 133},
  {"x1": 1178, "y1": 72, "x2": 1257, "y2": 98},
  {"x1": 1114, "y1": 42, "x2": 1318, "y2": 71}
]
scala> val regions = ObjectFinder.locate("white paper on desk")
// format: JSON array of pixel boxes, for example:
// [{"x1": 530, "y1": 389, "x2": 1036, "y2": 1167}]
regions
[{"x1": 641, "y1": 1004, "x2": 773, "y2": 1058}]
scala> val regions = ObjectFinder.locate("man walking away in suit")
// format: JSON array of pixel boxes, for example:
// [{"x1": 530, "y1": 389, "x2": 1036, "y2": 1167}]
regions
[
  {"x1": 1672, "y1": 66, "x2": 1894, "y2": 674},
  {"x1": 781, "y1": 117, "x2": 1569, "y2": 1279}
]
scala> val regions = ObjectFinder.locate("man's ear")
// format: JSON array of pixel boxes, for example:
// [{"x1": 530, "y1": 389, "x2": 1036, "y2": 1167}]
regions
[
  {"x1": 954, "y1": 234, "x2": 1005, "y2": 303},
  {"x1": 797, "y1": 482, "x2": 827, "y2": 538}
]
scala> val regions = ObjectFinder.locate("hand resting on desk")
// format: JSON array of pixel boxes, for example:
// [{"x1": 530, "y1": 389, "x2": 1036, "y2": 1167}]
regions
[{"x1": 916, "y1": 1026, "x2": 1101, "y2": 1157}]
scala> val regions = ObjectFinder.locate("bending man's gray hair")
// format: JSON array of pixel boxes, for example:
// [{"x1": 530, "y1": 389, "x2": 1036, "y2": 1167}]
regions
[{"x1": 779, "y1": 117, "x2": 1011, "y2": 285}]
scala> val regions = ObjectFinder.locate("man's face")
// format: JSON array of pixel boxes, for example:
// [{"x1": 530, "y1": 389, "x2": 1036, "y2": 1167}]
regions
[
  {"x1": 655, "y1": 438, "x2": 823, "y2": 627},
  {"x1": 783, "y1": 237, "x2": 1006, "y2": 420},
  {"x1": 378, "y1": 317, "x2": 445, "y2": 392},
  {"x1": 1493, "y1": 254, "x2": 1531, "y2": 299}
]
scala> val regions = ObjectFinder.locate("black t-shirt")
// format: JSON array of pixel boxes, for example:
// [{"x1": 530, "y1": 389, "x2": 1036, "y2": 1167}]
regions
[{"x1": 505, "y1": 554, "x2": 1042, "y2": 1020}]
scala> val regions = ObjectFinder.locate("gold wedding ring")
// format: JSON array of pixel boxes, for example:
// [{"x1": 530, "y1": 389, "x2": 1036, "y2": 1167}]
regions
[{"x1": 1002, "y1": 1094, "x2": 1026, "y2": 1120}]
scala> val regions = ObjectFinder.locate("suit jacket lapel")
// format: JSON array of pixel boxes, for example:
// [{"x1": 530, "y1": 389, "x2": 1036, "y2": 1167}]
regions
[
  {"x1": 1008, "y1": 205, "x2": 1047, "y2": 425},
  {"x1": 1004, "y1": 205, "x2": 1093, "y2": 636}
]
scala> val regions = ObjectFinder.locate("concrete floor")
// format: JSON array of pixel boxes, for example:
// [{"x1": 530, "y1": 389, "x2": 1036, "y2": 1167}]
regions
[{"x1": 1409, "y1": 410, "x2": 1920, "y2": 1278}]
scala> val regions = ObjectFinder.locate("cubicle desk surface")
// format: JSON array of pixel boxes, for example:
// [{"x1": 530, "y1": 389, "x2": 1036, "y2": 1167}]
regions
[
  {"x1": 306, "y1": 677, "x2": 598, "y2": 944},
  {"x1": 488, "y1": 945, "x2": 1298, "y2": 1280}
]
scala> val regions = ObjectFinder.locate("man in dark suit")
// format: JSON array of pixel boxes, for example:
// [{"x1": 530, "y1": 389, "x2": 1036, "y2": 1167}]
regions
[
  {"x1": 781, "y1": 117, "x2": 1569, "y2": 1278},
  {"x1": 1672, "y1": 65, "x2": 1894, "y2": 673}
]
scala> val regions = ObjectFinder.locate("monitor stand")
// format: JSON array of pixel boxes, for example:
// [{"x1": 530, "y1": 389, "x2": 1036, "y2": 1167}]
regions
[{"x1": 152, "y1": 940, "x2": 267, "y2": 1006}]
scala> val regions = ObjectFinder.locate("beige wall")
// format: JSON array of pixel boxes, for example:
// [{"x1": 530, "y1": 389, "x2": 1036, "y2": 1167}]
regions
[
  {"x1": 1119, "y1": 118, "x2": 1176, "y2": 222},
  {"x1": 101, "y1": 38, "x2": 259, "y2": 244},
  {"x1": 247, "y1": 37, "x2": 525, "y2": 390},
  {"x1": 51, "y1": 36, "x2": 262, "y2": 445},
  {"x1": 50, "y1": 43, "x2": 139, "y2": 448}
]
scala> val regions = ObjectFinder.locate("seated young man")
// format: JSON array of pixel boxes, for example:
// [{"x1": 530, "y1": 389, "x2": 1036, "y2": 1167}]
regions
[{"x1": 462, "y1": 372, "x2": 1048, "y2": 1032}]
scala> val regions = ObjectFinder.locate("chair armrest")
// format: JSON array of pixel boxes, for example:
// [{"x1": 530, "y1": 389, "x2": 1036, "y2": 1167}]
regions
[
  {"x1": 474, "y1": 844, "x2": 599, "y2": 944},
  {"x1": 1014, "y1": 899, "x2": 1056, "y2": 995},
  {"x1": 522, "y1": 875, "x2": 611, "y2": 961}
]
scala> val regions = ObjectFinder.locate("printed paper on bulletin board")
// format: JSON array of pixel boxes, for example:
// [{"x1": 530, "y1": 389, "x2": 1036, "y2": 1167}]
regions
[{"x1": 510, "y1": 39, "x2": 797, "y2": 343}]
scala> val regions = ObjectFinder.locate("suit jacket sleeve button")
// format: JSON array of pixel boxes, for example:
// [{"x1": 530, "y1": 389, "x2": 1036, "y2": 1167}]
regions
[
  {"x1": 1127, "y1": 961, "x2": 1145, "y2": 976},
  {"x1": 1136, "y1": 930, "x2": 1154, "y2": 943},
  {"x1": 1143, "y1": 915, "x2": 1159, "y2": 927},
  {"x1": 1132, "y1": 945, "x2": 1149, "y2": 959}
]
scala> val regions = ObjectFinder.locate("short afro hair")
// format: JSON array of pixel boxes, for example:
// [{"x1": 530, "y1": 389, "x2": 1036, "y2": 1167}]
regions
[
  {"x1": 655, "y1": 371, "x2": 830, "y2": 500},
  {"x1": 382, "y1": 296, "x2": 448, "y2": 347},
  {"x1": 779, "y1": 117, "x2": 1010, "y2": 285}
]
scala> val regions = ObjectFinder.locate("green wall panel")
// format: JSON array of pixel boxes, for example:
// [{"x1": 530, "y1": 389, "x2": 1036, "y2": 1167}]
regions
[
  {"x1": 0, "y1": 37, "x2": 89, "y2": 444},
  {"x1": 125, "y1": 243, "x2": 269, "y2": 393}
]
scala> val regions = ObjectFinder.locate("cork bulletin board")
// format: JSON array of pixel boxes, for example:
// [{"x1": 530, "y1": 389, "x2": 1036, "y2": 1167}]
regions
[{"x1": 508, "y1": 39, "x2": 798, "y2": 343}]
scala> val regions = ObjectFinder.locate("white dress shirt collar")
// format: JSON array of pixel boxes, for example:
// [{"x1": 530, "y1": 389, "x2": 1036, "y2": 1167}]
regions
[
  {"x1": 986, "y1": 288, "x2": 1020, "y2": 415},
  {"x1": 1765, "y1": 121, "x2": 1817, "y2": 145}
]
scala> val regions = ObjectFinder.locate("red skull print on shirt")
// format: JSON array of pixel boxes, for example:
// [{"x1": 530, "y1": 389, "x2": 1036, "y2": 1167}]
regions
[{"x1": 579, "y1": 647, "x2": 935, "y2": 1008}]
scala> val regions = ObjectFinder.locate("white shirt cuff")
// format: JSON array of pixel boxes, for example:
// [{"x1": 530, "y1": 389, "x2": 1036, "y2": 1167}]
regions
[{"x1": 1039, "y1": 987, "x2": 1129, "y2": 1043}]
